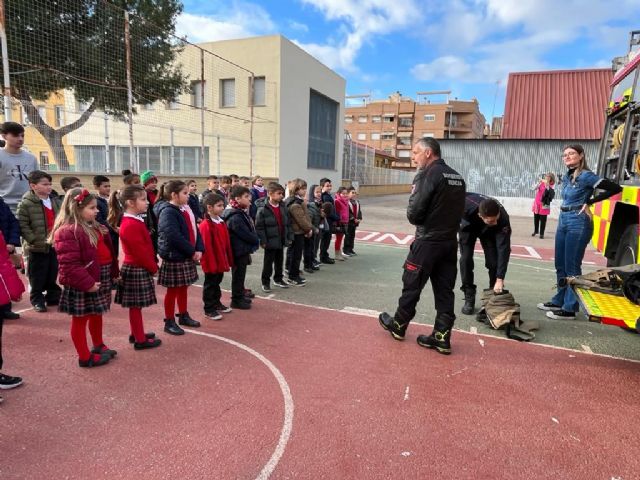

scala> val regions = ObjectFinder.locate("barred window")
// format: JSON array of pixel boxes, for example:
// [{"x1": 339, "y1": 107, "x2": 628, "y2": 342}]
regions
[{"x1": 308, "y1": 89, "x2": 338, "y2": 170}]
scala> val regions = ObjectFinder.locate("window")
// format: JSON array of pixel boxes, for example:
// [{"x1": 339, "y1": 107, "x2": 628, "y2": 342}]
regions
[
  {"x1": 191, "y1": 81, "x2": 205, "y2": 108},
  {"x1": 54, "y1": 106, "x2": 64, "y2": 127},
  {"x1": 397, "y1": 136, "x2": 412, "y2": 146},
  {"x1": 250, "y1": 76, "x2": 266, "y2": 106},
  {"x1": 308, "y1": 89, "x2": 338, "y2": 170},
  {"x1": 398, "y1": 150, "x2": 411, "y2": 158},
  {"x1": 383, "y1": 114, "x2": 395, "y2": 123},
  {"x1": 39, "y1": 152, "x2": 49, "y2": 168},
  {"x1": 383, "y1": 147, "x2": 394, "y2": 154},
  {"x1": 423, "y1": 114, "x2": 435, "y2": 121},
  {"x1": 37, "y1": 106, "x2": 46, "y2": 121},
  {"x1": 345, "y1": 115, "x2": 353, "y2": 124},
  {"x1": 399, "y1": 117, "x2": 413, "y2": 128},
  {"x1": 381, "y1": 132, "x2": 395, "y2": 140},
  {"x1": 358, "y1": 115, "x2": 368, "y2": 123},
  {"x1": 357, "y1": 133, "x2": 366, "y2": 141},
  {"x1": 372, "y1": 115, "x2": 381, "y2": 123},
  {"x1": 422, "y1": 132, "x2": 435, "y2": 138},
  {"x1": 371, "y1": 132, "x2": 381, "y2": 140},
  {"x1": 220, "y1": 79, "x2": 235, "y2": 107}
]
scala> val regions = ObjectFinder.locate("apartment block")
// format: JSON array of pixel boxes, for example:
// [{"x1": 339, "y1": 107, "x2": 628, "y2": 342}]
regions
[{"x1": 344, "y1": 92, "x2": 486, "y2": 164}]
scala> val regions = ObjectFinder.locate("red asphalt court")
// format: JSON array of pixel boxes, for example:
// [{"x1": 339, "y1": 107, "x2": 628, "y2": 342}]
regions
[
  {"x1": 2, "y1": 288, "x2": 639, "y2": 479},
  {"x1": 355, "y1": 230, "x2": 607, "y2": 266}
]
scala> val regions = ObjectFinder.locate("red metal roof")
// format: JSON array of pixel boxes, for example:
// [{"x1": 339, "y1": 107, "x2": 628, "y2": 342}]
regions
[{"x1": 501, "y1": 68, "x2": 613, "y2": 140}]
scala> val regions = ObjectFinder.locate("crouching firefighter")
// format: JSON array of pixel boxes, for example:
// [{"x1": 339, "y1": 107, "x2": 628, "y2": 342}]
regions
[
  {"x1": 378, "y1": 138, "x2": 466, "y2": 355},
  {"x1": 459, "y1": 193, "x2": 511, "y2": 315}
]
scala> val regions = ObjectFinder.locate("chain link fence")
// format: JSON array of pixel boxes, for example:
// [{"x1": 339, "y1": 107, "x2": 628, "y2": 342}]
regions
[
  {"x1": 342, "y1": 139, "x2": 414, "y2": 185},
  {"x1": 0, "y1": 0, "x2": 277, "y2": 176}
]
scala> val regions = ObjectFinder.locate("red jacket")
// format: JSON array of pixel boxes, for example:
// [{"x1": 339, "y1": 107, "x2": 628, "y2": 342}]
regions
[
  {"x1": 334, "y1": 195, "x2": 350, "y2": 225},
  {"x1": 54, "y1": 224, "x2": 119, "y2": 292},
  {"x1": 119, "y1": 215, "x2": 158, "y2": 274},
  {"x1": 0, "y1": 231, "x2": 25, "y2": 305},
  {"x1": 199, "y1": 217, "x2": 234, "y2": 274}
]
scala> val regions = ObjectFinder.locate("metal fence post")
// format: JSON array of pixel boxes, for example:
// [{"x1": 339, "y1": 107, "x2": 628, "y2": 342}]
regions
[
  {"x1": 249, "y1": 74, "x2": 255, "y2": 177},
  {"x1": 216, "y1": 134, "x2": 221, "y2": 175},
  {"x1": 124, "y1": 11, "x2": 136, "y2": 172},
  {"x1": 104, "y1": 112, "x2": 110, "y2": 172},
  {"x1": 199, "y1": 48, "x2": 206, "y2": 175},
  {"x1": 0, "y1": 0, "x2": 12, "y2": 121},
  {"x1": 170, "y1": 126, "x2": 175, "y2": 175}
]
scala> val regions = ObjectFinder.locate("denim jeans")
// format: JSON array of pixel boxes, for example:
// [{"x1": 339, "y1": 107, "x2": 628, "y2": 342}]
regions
[{"x1": 551, "y1": 210, "x2": 593, "y2": 311}]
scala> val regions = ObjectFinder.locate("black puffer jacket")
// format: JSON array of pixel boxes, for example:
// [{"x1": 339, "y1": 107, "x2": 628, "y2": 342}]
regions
[
  {"x1": 222, "y1": 207, "x2": 260, "y2": 258},
  {"x1": 407, "y1": 158, "x2": 466, "y2": 241},
  {"x1": 255, "y1": 197, "x2": 292, "y2": 249},
  {"x1": 155, "y1": 201, "x2": 204, "y2": 261}
]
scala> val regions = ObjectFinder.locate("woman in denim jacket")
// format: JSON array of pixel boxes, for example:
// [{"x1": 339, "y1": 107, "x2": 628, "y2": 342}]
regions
[{"x1": 537, "y1": 144, "x2": 621, "y2": 319}]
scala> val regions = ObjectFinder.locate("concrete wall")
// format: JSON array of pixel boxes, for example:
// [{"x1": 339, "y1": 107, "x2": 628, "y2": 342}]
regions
[{"x1": 279, "y1": 37, "x2": 346, "y2": 185}]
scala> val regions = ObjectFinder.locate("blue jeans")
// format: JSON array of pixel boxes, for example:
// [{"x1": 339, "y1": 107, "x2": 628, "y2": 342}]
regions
[{"x1": 551, "y1": 211, "x2": 593, "y2": 311}]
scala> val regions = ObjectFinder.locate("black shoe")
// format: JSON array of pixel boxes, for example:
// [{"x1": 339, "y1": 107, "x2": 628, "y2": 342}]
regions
[
  {"x1": 46, "y1": 300, "x2": 59, "y2": 306},
  {"x1": 262, "y1": 283, "x2": 272, "y2": 293},
  {"x1": 288, "y1": 277, "x2": 306, "y2": 287},
  {"x1": 378, "y1": 312, "x2": 408, "y2": 341},
  {"x1": 546, "y1": 309, "x2": 576, "y2": 320},
  {"x1": 128, "y1": 332, "x2": 156, "y2": 344},
  {"x1": 215, "y1": 303, "x2": 232, "y2": 313},
  {"x1": 417, "y1": 331, "x2": 452, "y2": 355},
  {"x1": 539, "y1": 235, "x2": 544, "y2": 239},
  {"x1": 311, "y1": 265, "x2": 320, "y2": 271},
  {"x1": 134, "y1": 338, "x2": 162, "y2": 350},
  {"x1": 349, "y1": 251, "x2": 357, "y2": 256},
  {"x1": 78, "y1": 353, "x2": 111, "y2": 368},
  {"x1": 3, "y1": 310, "x2": 20, "y2": 320},
  {"x1": 312, "y1": 261, "x2": 321, "y2": 268},
  {"x1": 243, "y1": 289, "x2": 256, "y2": 299},
  {"x1": 461, "y1": 288, "x2": 476, "y2": 315},
  {"x1": 33, "y1": 303, "x2": 47, "y2": 313},
  {"x1": 230, "y1": 300, "x2": 251, "y2": 310},
  {"x1": 90, "y1": 344, "x2": 117, "y2": 359},
  {"x1": 204, "y1": 310, "x2": 223, "y2": 320},
  {"x1": 303, "y1": 267, "x2": 315, "y2": 274},
  {"x1": 273, "y1": 280, "x2": 289, "y2": 289},
  {"x1": 321, "y1": 257, "x2": 335, "y2": 264},
  {"x1": 537, "y1": 302, "x2": 562, "y2": 311},
  {"x1": 531, "y1": 232, "x2": 537, "y2": 237},
  {"x1": 164, "y1": 318, "x2": 185, "y2": 335},
  {"x1": 0, "y1": 373, "x2": 23, "y2": 390},
  {"x1": 177, "y1": 312, "x2": 201, "y2": 328}
]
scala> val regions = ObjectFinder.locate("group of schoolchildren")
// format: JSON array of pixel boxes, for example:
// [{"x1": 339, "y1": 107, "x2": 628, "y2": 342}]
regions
[{"x1": 0, "y1": 158, "x2": 363, "y2": 402}]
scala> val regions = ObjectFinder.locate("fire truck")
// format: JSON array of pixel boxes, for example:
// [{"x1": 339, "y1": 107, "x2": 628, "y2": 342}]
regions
[{"x1": 572, "y1": 30, "x2": 640, "y2": 331}]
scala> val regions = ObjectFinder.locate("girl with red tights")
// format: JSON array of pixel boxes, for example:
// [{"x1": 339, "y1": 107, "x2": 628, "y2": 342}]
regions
[
  {"x1": 153, "y1": 180, "x2": 204, "y2": 336},
  {"x1": 52, "y1": 188, "x2": 120, "y2": 368},
  {"x1": 114, "y1": 185, "x2": 162, "y2": 350}
]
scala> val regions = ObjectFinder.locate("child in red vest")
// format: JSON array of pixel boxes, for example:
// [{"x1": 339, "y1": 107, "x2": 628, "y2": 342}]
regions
[
  {"x1": 52, "y1": 188, "x2": 120, "y2": 368},
  {"x1": 0, "y1": 230, "x2": 26, "y2": 397},
  {"x1": 199, "y1": 193, "x2": 234, "y2": 319},
  {"x1": 154, "y1": 180, "x2": 204, "y2": 335},
  {"x1": 114, "y1": 185, "x2": 162, "y2": 349}
]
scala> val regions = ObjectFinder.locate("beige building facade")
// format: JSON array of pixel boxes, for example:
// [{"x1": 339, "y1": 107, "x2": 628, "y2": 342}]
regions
[{"x1": 345, "y1": 93, "x2": 485, "y2": 165}]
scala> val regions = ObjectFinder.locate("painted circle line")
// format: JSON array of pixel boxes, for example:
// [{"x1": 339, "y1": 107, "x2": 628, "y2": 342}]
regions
[{"x1": 185, "y1": 329, "x2": 294, "y2": 480}]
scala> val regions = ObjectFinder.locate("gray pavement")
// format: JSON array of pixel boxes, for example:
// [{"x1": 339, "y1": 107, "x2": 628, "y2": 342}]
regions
[{"x1": 199, "y1": 194, "x2": 640, "y2": 362}]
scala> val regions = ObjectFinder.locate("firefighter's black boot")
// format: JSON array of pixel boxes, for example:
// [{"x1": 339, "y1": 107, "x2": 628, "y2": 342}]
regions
[
  {"x1": 417, "y1": 313, "x2": 455, "y2": 355},
  {"x1": 461, "y1": 287, "x2": 476, "y2": 315},
  {"x1": 379, "y1": 311, "x2": 408, "y2": 341}
]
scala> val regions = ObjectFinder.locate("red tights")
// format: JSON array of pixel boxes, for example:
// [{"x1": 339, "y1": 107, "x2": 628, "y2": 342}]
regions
[
  {"x1": 70, "y1": 315, "x2": 105, "y2": 361},
  {"x1": 129, "y1": 308, "x2": 147, "y2": 343},
  {"x1": 164, "y1": 286, "x2": 189, "y2": 319},
  {"x1": 335, "y1": 232, "x2": 344, "y2": 251}
]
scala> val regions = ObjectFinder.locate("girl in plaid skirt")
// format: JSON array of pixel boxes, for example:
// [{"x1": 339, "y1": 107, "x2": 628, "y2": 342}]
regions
[
  {"x1": 115, "y1": 185, "x2": 162, "y2": 350},
  {"x1": 153, "y1": 180, "x2": 204, "y2": 336},
  {"x1": 51, "y1": 189, "x2": 120, "y2": 368}
]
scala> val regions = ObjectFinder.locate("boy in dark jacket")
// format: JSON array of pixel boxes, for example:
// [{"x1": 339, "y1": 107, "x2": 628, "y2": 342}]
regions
[
  {"x1": 255, "y1": 182, "x2": 291, "y2": 293},
  {"x1": 222, "y1": 185, "x2": 260, "y2": 309},
  {"x1": 319, "y1": 178, "x2": 339, "y2": 263},
  {"x1": 343, "y1": 186, "x2": 362, "y2": 256},
  {"x1": 17, "y1": 170, "x2": 62, "y2": 312},
  {"x1": 187, "y1": 179, "x2": 203, "y2": 221},
  {"x1": 0, "y1": 197, "x2": 21, "y2": 319}
]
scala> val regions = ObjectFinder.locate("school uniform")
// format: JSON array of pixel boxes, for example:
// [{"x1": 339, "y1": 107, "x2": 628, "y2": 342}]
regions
[
  {"x1": 223, "y1": 206, "x2": 260, "y2": 303},
  {"x1": 115, "y1": 214, "x2": 158, "y2": 308},
  {"x1": 199, "y1": 215, "x2": 234, "y2": 314},
  {"x1": 255, "y1": 197, "x2": 292, "y2": 286},
  {"x1": 344, "y1": 198, "x2": 362, "y2": 255}
]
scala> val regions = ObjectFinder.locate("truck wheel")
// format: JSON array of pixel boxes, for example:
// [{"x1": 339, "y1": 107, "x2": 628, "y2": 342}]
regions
[{"x1": 613, "y1": 224, "x2": 639, "y2": 267}]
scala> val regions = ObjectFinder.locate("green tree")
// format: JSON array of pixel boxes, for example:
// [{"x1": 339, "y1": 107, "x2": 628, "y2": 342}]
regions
[{"x1": 2, "y1": 0, "x2": 188, "y2": 169}]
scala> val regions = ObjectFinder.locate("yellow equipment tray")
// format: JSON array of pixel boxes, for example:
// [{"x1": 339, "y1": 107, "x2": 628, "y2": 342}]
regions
[{"x1": 575, "y1": 287, "x2": 640, "y2": 330}]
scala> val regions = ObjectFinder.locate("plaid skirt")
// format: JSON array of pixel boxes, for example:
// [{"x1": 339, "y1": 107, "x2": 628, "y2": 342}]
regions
[
  {"x1": 59, "y1": 264, "x2": 112, "y2": 316},
  {"x1": 115, "y1": 264, "x2": 157, "y2": 308},
  {"x1": 158, "y1": 259, "x2": 198, "y2": 288}
]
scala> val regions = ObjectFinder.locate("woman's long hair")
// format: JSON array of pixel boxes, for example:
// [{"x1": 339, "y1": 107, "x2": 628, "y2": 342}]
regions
[
  {"x1": 49, "y1": 188, "x2": 100, "y2": 246},
  {"x1": 564, "y1": 144, "x2": 590, "y2": 183}
]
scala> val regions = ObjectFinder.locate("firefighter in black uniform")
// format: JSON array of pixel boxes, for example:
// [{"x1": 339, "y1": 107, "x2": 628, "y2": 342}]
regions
[
  {"x1": 379, "y1": 138, "x2": 466, "y2": 355},
  {"x1": 459, "y1": 193, "x2": 512, "y2": 315}
]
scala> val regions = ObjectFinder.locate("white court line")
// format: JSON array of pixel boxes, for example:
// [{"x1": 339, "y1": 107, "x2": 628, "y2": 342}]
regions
[
  {"x1": 14, "y1": 307, "x2": 34, "y2": 314},
  {"x1": 184, "y1": 329, "x2": 294, "y2": 480},
  {"x1": 403, "y1": 386, "x2": 410, "y2": 401},
  {"x1": 470, "y1": 326, "x2": 478, "y2": 334},
  {"x1": 581, "y1": 344, "x2": 593, "y2": 354}
]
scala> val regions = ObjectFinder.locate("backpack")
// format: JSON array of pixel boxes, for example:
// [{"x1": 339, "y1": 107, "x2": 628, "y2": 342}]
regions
[{"x1": 541, "y1": 187, "x2": 555, "y2": 206}]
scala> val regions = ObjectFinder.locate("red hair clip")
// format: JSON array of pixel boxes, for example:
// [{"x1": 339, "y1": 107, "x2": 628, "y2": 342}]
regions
[{"x1": 74, "y1": 189, "x2": 90, "y2": 204}]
